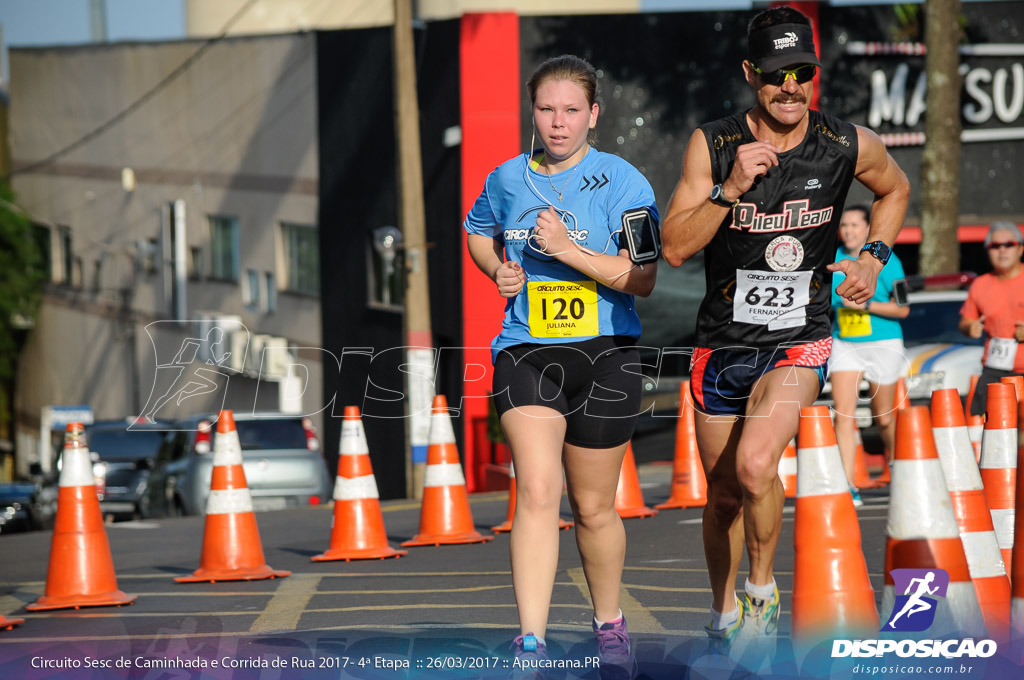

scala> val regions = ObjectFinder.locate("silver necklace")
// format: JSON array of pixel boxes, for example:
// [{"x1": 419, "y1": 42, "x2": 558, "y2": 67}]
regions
[{"x1": 543, "y1": 157, "x2": 581, "y2": 202}]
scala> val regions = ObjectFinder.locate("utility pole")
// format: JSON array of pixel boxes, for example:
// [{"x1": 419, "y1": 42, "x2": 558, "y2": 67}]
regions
[
  {"x1": 920, "y1": 0, "x2": 963, "y2": 274},
  {"x1": 393, "y1": 0, "x2": 434, "y2": 498},
  {"x1": 89, "y1": 0, "x2": 108, "y2": 43}
]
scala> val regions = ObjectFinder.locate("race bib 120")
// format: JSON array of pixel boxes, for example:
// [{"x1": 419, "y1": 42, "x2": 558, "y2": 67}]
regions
[{"x1": 528, "y1": 280, "x2": 599, "y2": 338}]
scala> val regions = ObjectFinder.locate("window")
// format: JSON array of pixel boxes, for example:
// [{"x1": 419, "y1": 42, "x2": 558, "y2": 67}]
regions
[
  {"x1": 189, "y1": 246, "x2": 203, "y2": 280},
  {"x1": 265, "y1": 272, "x2": 277, "y2": 314},
  {"x1": 209, "y1": 216, "x2": 239, "y2": 281},
  {"x1": 58, "y1": 226, "x2": 73, "y2": 284},
  {"x1": 32, "y1": 224, "x2": 52, "y2": 281},
  {"x1": 245, "y1": 269, "x2": 261, "y2": 309},
  {"x1": 280, "y1": 222, "x2": 319, "y2": 295}
]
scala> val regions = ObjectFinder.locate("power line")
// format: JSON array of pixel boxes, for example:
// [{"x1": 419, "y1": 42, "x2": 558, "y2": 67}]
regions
[{"x1": 8, "y1": 0, "x2": 260, "y2": 179}]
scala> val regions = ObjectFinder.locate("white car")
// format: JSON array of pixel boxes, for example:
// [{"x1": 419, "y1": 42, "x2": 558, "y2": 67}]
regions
[{"x1": 901, "y1": 287, "x2": 984, "y2": 401}]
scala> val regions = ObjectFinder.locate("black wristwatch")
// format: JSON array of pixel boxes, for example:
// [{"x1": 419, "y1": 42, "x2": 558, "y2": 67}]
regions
[
  {"x1": 860, "y1": 240, "x2": 892, "y2": 265},
  {"x1": 709, "y1": 184, "x2": 740, "y2": 209}
]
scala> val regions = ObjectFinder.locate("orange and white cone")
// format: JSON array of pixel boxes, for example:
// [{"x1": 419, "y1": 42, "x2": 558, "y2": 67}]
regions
[
  {"x1": 312, "y1": 407, "x2": 407, "y2": 561},
  {"x1": 966, "y1": 373, "x2": 981, "y2": 420},
  {"x1": 0, "y1": 614, "x2": 23, "y2": 631},
  {"x1": 931, "y1": 389, "x2": 1011, "y2": 642},
  {"x1": 176, "y1": 411, "x2": 291, "y2": 582},
  {"x1": 27, "y1": 424, "x2": 136, "y2": 611},
  {"x1": 1012, "y1": 426, "x2": 1024, "y2": 647},
  {"x1": 853, "y1": 426, "x2": 873, "y2": 490},
  {"x1": 968, "y1": 414, "x2": 985, "y2": 464},
  {"x1": 656, "y1": 380, "x2": 707, "y2": 509},
  {"x1": 778, "y1": 438, "x2": 798, "y2": 498},
  {"x1": 792, "y1": 405, "x2": 879, "y2": 642},
  {"x1": 491, "y1": 462, "x2": 573, "y2": 533},
  {"x1": 979, "y1": 382, "x2": 1018, "y2": 571},
  {"x1": 402, "y1": 395, "x2": 494, "y2": 546},
  {"x1": 880, "y1": 406, "x2": 986, "y2": 638},
  {"x1": 1001, "y1": 375, "x2": 1024, "y2": 402},
  {"x1": 615, "y1": 442, "x2": 657, "y2": 519}
]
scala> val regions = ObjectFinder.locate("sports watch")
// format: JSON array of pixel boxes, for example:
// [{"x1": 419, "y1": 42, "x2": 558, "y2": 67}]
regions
[
  {"x1": 860, "y1": 241, "x2": 893, "y2": 265},
  {"x1": 709, "y1": 184, "x2": 740, "y2": 209}
]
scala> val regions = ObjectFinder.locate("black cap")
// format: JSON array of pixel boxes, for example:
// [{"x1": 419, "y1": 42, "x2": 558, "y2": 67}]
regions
[{"x1": 748, "y1": 23, "x2": 821, "y2": 72}]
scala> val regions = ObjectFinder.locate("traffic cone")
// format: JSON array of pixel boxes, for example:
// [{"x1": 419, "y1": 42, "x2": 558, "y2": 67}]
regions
[
  {"x1": 979, "y1": 382, "x2": 1017, "y2": 571},
  {"x1": 491, "y1": 461, "x2": 573, "y2": 533},
  {"x1": 853, "y1": 426, "x2": 873, "y2": 490},
  {"x1": 402, "y1": 395, "x2": 494, "y2": 546},
  {"x1": 968, "y1": 414, "x2": 984, "y2": 464},
  {"x1": 615, "y1": 442, "x2": 658, "y2": 519},
  {"x1": 1012, "y1": 421, "x2": 1024, "y2": 648},
  {"x1": 931, "y1": 389, "x2": 1011, "y2": 642},
  {"x1": 1001, "y1": 375, "x2": 1024, "y2": 402},
  {"x1": 894, "y1": 376, "x2": 909, "y2": 411},
  {"x1": 791, "y1": 405, "x2": 879, "y2": 642},
  {"x1": 966, "y1": 373, "x2": 981, "y2": 420},
  {"x1": 27, "y1": 424, "x2": 136, "y2": 611},
  {"x1": 0, "y1": 614, "x2": 24, "y2": 631},
  {"x1": 312, "y1": 407, "x2": 407, "y2": 561},
  {"x1": 871, "y1": 455, "x2": 892, "y2": 488},
  {"x1": 871, "y1": 381, "x2": 907, "y2": 489},
  {"x1": 880, "y1": 406, "x2": 986, "y2": 638},
  {"x1": 176, "y1": 411, "x2": 291, "y2": 582},
  {"x1": 778, "y1": 438, "x2": 798, "y2": 498},
  {"x1": 656, "y1": 380, "x2": 707, "y2": 509}
]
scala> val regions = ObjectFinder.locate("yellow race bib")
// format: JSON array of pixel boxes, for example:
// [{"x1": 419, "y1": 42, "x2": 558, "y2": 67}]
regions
[
  {"x1": 527, "y1": 280, "x2": 599, "y2": 338},
  {"x1": 836, "y1": 307, "x2": 872, "y2": 338}
]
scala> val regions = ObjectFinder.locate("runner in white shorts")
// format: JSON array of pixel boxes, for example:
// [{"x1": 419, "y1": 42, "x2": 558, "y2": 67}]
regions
[{"x1": 829, "y1": 204, "x2": 910, "y2": 505}]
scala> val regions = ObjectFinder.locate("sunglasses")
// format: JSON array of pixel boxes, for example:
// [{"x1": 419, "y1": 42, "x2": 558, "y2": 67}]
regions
[
  {"x1": 988, "y1": 241, "x2": 1021, "y2": 250},
  {"x1": 752, "y1": 64, "x2": 817, "y2": 86}
]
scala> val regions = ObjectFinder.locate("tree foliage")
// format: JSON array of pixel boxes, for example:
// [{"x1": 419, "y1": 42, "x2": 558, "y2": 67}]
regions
[{"x1": 0, "y1": 181, "x2": 44, "y2": 382}]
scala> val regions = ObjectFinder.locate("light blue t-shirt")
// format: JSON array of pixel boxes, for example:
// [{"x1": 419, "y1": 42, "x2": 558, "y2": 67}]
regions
[
  {"x1": 464, "y1": 147, "x2": 659, "y2": 361},
  {"x1": 831, "y1": 247, "x2": 906, "y2": 342}
]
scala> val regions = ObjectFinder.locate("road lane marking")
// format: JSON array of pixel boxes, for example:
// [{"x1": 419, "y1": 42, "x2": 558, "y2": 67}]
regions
[
  {"x1": 0, "y1": 571, "x2": 516, "y2": 588},
  {"x1": 317, "y1": 584, "x2": 513, "y2": 595},
  {"x1": 567, "y1": 567, "x2": 666, "y2": 634},
  {"x1": 249, "y1": 574, "x2": 322, "y2": 633}
]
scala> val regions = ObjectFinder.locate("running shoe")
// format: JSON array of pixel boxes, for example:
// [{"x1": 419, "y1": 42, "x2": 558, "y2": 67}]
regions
[
  {"x1": 850, "y1": 485, "x2": 864, "y2": 508},
  {"x1": 742, "y1": 583, "x2": 781, "y2": 638},
  {"x1": 703, "y1": 596, "x2": 745, "y2": 655},
  {"x1": 508, "y1": 633, "x2": 548, "y2": 680},
  {"x1": 593, "y1": 616, "x2": 637, "y2": 680}
]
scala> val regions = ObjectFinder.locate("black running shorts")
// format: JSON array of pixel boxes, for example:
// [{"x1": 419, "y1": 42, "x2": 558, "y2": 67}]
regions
[{"x1": 492, "y1": 336, "x2": 641, "y2": 449}]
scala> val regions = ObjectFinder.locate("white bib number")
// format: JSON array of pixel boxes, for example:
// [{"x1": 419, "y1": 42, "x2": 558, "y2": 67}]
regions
[
  {"x1": 733, "y1": 269, "x2": 812, "y2": 330},
  {"x1": 986, "y1": 336, "x2": 1018, "y2": 371}
]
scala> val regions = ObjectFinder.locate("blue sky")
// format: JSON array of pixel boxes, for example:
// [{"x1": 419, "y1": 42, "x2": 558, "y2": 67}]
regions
[
  {"x1": 0, "y1": 0, "x2": 185, "y2": 85},
  {"x1": 0, "y1": 0, "x2": 184, "y2": 46}
]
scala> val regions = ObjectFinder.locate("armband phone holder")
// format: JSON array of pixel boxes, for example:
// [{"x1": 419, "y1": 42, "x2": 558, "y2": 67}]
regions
[{"x1": 621, "y1": 208, "x2": 661, "y2": 264}]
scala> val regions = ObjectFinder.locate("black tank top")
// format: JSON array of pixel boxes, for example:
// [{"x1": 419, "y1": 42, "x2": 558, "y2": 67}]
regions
[{"x1": 695, "y1": 109, "x2": 859, "y2": 348}]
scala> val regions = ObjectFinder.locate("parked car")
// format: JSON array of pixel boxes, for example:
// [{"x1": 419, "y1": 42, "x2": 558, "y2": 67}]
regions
[
  {"x1": 901, "y1": 283, "x2": 983, "y2": 402},
  {"x1": 0, "y1": 481, "x2": 58, "y2": 534},
  {"x1": 146, "y1": 412, "x2": 332, "y2": 517},
  {"x1": 82, "y1": 420, "x2": 171, "y2": 521}
]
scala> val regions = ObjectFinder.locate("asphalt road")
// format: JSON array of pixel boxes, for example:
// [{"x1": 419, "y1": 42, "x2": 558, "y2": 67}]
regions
[{"x1": 0, "y1": 427, "x2": 1002, "y2": 680}]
